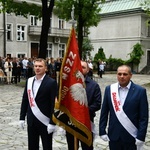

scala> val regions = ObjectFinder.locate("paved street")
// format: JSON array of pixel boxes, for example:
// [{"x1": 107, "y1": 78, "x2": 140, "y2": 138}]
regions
[{"x1": 0, "y1": 74, "x2": 150, "y2": 150}]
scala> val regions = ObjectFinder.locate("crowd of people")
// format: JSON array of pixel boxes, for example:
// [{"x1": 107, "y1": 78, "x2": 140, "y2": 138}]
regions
[
  {"x1": 0, "y1": 56, "x2": 63, "y2": 84},
  {"x1": 0, "y1": 55, "x2": 107, "y2": 85}
]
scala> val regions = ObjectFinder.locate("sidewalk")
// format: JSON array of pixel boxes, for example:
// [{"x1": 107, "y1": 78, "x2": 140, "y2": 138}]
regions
[{"x1": 0, "y1": 74, "x2": 150, "y2": 150}]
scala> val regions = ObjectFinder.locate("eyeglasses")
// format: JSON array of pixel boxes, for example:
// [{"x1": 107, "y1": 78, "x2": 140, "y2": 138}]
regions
[{"x1": 117, "y1": 73, "x2": 129, "y2": 76}]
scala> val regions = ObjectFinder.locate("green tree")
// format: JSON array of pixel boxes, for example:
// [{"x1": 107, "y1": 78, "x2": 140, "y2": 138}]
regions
[
  {"x1": 0, "y1": 0, "x2": 41, "y2": 17},
  {"x1": 94, "y1": 47, "x2": 106, "y2": 61},
  {"x1": 82, "y1": 37, "x2": 94, "y2": 60},
  {"x1": 0, "y1": 0, "x2": 55, "y2": 59},
  {"x1": 54, "y1": 0, "x2": 105, "y2": 59},
  {"x1": 127, "y1": 43, "x2": 144, "y2": 65}
]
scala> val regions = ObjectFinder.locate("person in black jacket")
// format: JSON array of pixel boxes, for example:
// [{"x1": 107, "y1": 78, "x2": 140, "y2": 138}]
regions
[
  {"x1": 16, "y1": 58, "x2": 22, "y2": 82},
  {"x1": 19, "y1": 58, "x2": 57, "y2": 150},
  {"x1": 12, "y1": 58, "x2": 18, "y2": 84},
  {"x1": 55, "y1": 57, "x2": 62, "y2": 84}
]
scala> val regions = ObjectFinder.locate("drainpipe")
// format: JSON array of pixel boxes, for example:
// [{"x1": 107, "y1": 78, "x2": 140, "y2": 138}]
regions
[{"x1": 3, "y1": 11, "x2": 6, "y2": 57}]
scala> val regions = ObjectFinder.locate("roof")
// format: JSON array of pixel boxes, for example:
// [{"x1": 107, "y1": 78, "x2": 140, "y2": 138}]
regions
[{"x1": 99, "y1": 0, "x2": 143, "y2": 14}]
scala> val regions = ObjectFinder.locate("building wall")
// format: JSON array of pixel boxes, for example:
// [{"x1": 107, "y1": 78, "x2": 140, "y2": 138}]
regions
[
  {"x1": 89, "y1": 12, "x2": 150, "y2": 72},
  {"x1": 6, "y1": 14, "x2": 30, "y2": 58},
  {"x1": 0, "y1": 11, "x2": 72, "y2": 59}
]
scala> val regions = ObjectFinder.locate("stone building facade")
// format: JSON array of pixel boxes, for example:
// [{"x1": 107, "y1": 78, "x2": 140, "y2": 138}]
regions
[{"x1": 89, "y1": 0, "x2": 150, "y2": 72}]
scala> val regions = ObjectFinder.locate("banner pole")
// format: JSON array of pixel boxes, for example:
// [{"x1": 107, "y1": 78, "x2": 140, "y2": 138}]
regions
[{"x1": 74, "y1": 136, "x2": 78, "y2": 150}]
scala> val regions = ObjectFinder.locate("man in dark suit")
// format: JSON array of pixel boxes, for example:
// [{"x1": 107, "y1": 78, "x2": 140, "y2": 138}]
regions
[
  {"x1": 66, "y1": 60, "x2": 102, "y2": 150},
  {"x1": 19, "y1": 58, "x2": 57, "y2": 150},
  {"x1": 99, "y1": 65, "x2": 149, "y2": 150}
]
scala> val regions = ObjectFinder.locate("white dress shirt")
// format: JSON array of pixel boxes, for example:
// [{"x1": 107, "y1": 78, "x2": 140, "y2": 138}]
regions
[
  {"x1": 118, "y1": 81, "x2": 131, "y2": 106},
  {"x1": 33, "y1": 74, "x2": 46, "y2": 98}
]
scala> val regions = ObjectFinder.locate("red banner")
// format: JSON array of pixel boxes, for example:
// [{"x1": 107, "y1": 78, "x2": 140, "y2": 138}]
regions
[{"x1": 53, "y1": 28, "x2": 92, "y2": 146}]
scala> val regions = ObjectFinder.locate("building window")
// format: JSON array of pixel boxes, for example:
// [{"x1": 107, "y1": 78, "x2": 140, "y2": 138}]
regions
[
  {"x1": 47, "y1": 43, "x2": 53, "y2": 58},
  {"x1": 6, "y1": 24, "x2": 13, "y2": 41},
  {"x1": 58, "y1": 19, "x2": 65, "y2": 29},
  {"x1": 17, "y1": 25, "x2": 26, "y2": 41},
  {"x1": 30, "y1": 15, "x2": 38, "y2": 26},
  {"x1": 59, "y1": 44, "x2": 65, "y2": 57},
  {"x1": 17, "y1": 54, "x2": 25, "y2": 58}
]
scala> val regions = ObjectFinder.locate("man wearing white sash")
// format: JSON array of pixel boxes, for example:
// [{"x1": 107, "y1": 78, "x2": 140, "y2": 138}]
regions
[
  {"x1": 19, "y1": 58, "x2": 57, "y2": 150},
  {"x1": 99, "y1": 65, "x2": 149, "y2": 150}
]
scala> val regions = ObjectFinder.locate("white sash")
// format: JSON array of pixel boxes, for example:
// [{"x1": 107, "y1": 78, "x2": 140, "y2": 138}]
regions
[
  {"x1": 27, "y1": 77, "x2": 50, "y2": 126},
  {"x1": 110, "y1": 83, "x2": 138, "y2": 138}
]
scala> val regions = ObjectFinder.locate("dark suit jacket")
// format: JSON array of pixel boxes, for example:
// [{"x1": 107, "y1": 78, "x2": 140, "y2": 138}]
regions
[
  {"x1": 85, "y1": 76, "x2": 101, "y2": 122},
  {"x1": 99, "y1": 81, "x2": 149, "y2": 142},
  {"x1": 20, "y1": 75, "x2": 57, "y2": 126}
]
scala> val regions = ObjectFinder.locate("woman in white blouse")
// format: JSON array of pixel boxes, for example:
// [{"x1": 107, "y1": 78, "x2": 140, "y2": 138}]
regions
[{"x1": 4, "y1": 58, "x2": 13, "y2": 84}]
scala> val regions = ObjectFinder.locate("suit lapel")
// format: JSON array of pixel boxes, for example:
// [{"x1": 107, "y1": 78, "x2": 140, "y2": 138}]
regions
[
  {"x1": 35, "y1": 75, "x2": 47, "y2": 99},
  {"x1": 123, "y1": 81, "x2": 135, "y2": 107}
]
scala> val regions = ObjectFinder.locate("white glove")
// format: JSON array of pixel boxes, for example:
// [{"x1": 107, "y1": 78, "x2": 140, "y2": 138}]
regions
[
  {"x1": 135, "y1": 139, "x2": 144, "y2": 150},
  {"x1": 100, "y1": 134, "x2": 110, "y2": 141},
  {"x1": 91, "y1": 121, "x2": 98, "y2": 135},
  {"x1": 47, "y1": 124, "x2": 56, "y2": 134},
  {"x1": 19, "y1": 120, "x2": 25, "y2": 129},
  {"x1": 91, "y1": 122, "x2": 98, "y2": 140}
]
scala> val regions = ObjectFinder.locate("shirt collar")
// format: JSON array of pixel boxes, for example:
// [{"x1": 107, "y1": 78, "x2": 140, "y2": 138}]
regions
[
  {"x1": 118, "y1": 81, "x2": 131, "y2": 89},
  {"x1": 35, "y1": 74, "x2": 46, "y2": 81}
]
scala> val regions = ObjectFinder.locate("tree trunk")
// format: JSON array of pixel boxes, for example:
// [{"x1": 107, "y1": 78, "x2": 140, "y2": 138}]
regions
[
  {"x1": 38, "y1": 0, "x2": 55, "y2": 59},
  {"x1": 77, "y1": 1, "x2": 84, "y2": 60},
  {"x1": 78, "y1": 19, "x2": 84, "y2": 59}
]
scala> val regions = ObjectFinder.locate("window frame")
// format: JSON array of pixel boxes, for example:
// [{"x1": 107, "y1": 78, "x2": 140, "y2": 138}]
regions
[
  {"x1": 47, "y1": 43, "x2": 53, "y2": 58},
  {"x1": 6, "y1": 23, "x2": 13, "y2": 41},
  {"x1": 16, "y1": 24, "x2": 27, "y2": 41},
  {"x1": 30, "y1": 15, "x2": 39, "y2": 26},
  {"x1": 58, "y1": 43, "x2": 65, "y2": 58}
]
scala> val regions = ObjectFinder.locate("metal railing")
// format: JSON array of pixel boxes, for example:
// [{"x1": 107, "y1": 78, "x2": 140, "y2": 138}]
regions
[{"x1": 28, "y1": 26, "x2": 70, "y2": 37}]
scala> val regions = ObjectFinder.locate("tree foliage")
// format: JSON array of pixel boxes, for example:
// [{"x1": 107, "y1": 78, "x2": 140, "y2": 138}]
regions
[
  {"x1": 94, "y1": 43, "x2": 144, "y2": 71},
  {"x1": 94, "y1": 47, "x2": 106, "y2": 61},
  {"x1": 0, "y1": 0, "x2": 41, "y2": 18},
  {"x1": 54, "y1": 0, "x2": 104, "y2": 27},
  {"x1": 126, "y1": 43, "x2": 144, "y2": 65},
  {"x1": 54, "y1": 0, "x2": 105, "y2": 59}
]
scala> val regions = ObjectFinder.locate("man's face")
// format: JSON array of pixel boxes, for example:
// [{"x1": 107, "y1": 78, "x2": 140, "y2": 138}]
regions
[
  {"x1": 81, "y1": 61, "x2": 89, "y2": 76},
  {"x1": 117, "y1": 66, "x2": 132, "y2": 87},
  {"x1": 34, "y1": 61, "x2": 47, "y2": 76}
]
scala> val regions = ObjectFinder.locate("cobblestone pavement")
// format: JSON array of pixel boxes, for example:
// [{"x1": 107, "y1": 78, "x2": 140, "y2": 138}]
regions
[{"x1": 0, "y1": 74, "x2": 150, "y2": 150}]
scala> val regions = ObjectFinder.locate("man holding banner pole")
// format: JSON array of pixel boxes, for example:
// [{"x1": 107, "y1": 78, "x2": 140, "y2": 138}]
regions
[
  {"x1": 99, "y1": 65, "x2": 149, "y2": 150},
  {"x1": 65, "y1": 60, "x2": 102, "y2": 150},
  {"x1": 53, "y1": 27, "x2": 101, "y2": 150}
]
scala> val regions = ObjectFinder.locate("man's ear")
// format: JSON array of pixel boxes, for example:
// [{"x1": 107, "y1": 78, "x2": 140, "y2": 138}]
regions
[{"x1": 45, "y1": 66, "x2": 48, "y2": 72}]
